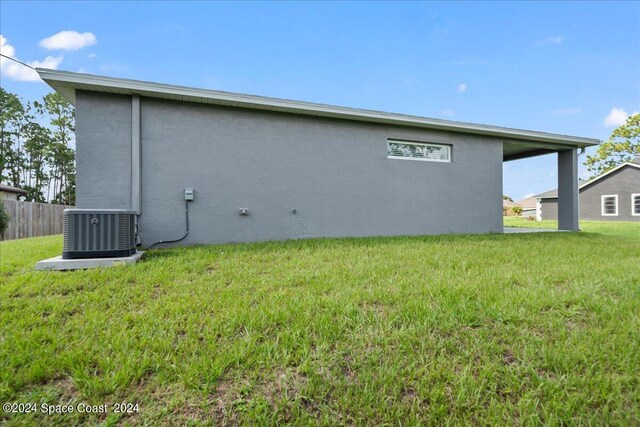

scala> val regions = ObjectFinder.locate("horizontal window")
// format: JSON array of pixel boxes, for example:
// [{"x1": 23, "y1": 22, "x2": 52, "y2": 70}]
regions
[
  {"x1": 633, "y1": 194, "x2": 640, "y2": 216},
  {"x1": 387, "y1": 140, "x2": 451, "y2": 162},
  {"x1": 601, "y1": 195, "x2": 618, "y2": 216}
]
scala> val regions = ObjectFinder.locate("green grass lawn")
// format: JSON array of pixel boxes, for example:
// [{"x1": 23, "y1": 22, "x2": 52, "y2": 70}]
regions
[
  {"x1": 1, "y1": 222, "x2": 639, "y2": 425},
  {"x1": 503, "y1": 216, "x2": 640, "y2": 237}
]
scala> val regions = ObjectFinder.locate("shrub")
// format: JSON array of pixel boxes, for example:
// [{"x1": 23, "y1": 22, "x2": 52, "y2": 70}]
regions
[{"x1": 0, "y1": 197, "x2": 9, "y2": 240}]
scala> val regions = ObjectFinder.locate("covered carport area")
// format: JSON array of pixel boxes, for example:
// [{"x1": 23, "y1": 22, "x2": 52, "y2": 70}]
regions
[{"x1": 503, "y1": 135, "x2": 599, "y2": 231}]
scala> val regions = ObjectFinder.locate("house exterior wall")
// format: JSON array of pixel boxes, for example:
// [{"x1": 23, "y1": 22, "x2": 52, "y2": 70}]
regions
[
  {"x1": 75, "y1": 91, "x2": 504, "y2": 246},
  {"x1": 540, "y1": 199, "x2": 559, "y2": 221},
  {"x1": 75, "y1": 92, "x2": 132, "y2": 209},
  {"x1": 0, "y1": 191, "x2": 19, "y2": 201},
  {"x1": 539, "y1": 165, "x2": 640, "y2": 221}
]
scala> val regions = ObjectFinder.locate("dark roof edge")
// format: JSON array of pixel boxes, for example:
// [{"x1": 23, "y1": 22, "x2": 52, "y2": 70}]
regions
[
  {"x1": 37, "y1": 68, "x2": 600, "y2": 148},
  {"x1": 0, "y1": 184, "x2": 28, "y2": 194}
]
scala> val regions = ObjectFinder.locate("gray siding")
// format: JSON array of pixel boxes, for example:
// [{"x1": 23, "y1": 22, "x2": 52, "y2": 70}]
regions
[
  {"x1": 76, "y1": 92, "x2": 132, "y2": 209},
  {"x1": 540, "y1": 165, "x2": 640, "y2": 221},
  {"x1": 540, "y1": 199, "x2": 559, "y2": 221},
  {"x1": 75, "y1": 91, "x2": 504, "y2": 246},
  {"x1": 580, "y1": 166, "x2": 640, "y2": 221}
]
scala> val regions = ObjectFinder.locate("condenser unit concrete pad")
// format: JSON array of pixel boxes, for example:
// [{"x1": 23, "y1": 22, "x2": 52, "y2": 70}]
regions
[{"x1": 36, "y1": 251, "x2": 145, "y2": 271}]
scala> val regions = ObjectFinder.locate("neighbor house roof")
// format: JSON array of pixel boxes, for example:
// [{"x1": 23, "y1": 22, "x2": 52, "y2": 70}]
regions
[
  {"x1": 0, "y1": 184, "x2": 28, "y2": 195},
  {"x1": 535, "y1": 158, "x2": 640, "y2": 199},
  {"x1": 515, "y1": 197, "x2": 537, "y2": 209},
  {"x1": 36, "y1": 69, "x2": 600, "y2": 153}
]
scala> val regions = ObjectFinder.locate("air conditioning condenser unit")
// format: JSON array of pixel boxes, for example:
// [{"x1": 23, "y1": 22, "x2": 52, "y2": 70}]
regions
[{"x1": 63, "y1": 209, "x2": 137, "y2": 259}]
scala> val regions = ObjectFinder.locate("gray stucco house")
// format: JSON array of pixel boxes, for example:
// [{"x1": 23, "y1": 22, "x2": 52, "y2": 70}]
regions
[
  {"x1": 536, "y1": 157, "x2": 640, "y2": 221},
  {"x1": 37, "y1": 69, "x2": 599, "y2": 247}
]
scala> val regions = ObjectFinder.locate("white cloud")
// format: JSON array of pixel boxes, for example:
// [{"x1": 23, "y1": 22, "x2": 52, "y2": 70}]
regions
[
  {"x1": 457, "y1": 83, "x2": 467, "y2": 93},
  {"x1": 39, "y1": 30, "x2": 97, "y2": 51},
  {"x1": 439, "y1": 109, "x2": 455, "y2": 117},
  {"x1": 603, "y1": 107, "x2": 639, "y2": 127},
  {"x1": 523, "y1": 193, "x2": 535, "y2": 199},
  {"x1": 87, "y1": 53, "x2": 97, "y2": 58},
  {"x1": 0, "y1": 35, "x2": 16, "y2": 68},
  {"x1": 551, "y1": 107, "x2": 582, "y2": 116},
  {"x1": 538, "y1": 36, "x2": 563, "y2": 45},
  {"x1": 1, "y1": 35, "x2": 63, "y2": 82}
]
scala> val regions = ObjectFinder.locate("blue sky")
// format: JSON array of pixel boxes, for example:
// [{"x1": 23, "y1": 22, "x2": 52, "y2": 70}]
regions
[{"x1": 1, "y1": 1, "x2": 639, "y2": 200}]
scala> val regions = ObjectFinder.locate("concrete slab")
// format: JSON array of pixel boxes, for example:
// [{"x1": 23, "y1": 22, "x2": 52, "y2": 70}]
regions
[
  {"x1": 503, "y1": 227, "x2": 566, "y2": 233},
  {"x1": 35, "y1": 251, "x2": 145, "y2": 271}
]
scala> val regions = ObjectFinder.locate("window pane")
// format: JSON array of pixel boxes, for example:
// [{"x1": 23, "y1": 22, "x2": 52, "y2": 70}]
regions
[
  {"x1": 634, "y1": 195, "x2": 640, "y2": 214},
  {"x1": 387, "y1": 141, "x2": 450, "y2": 162},
  {"x1": 603, "y1": 196, "x2": 617, "y2": 214}
]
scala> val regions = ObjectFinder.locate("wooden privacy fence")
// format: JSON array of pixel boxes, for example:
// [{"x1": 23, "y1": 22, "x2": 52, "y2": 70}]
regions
[{"x1": 2, "y1": 200, "x2": 72, "y2": 240}]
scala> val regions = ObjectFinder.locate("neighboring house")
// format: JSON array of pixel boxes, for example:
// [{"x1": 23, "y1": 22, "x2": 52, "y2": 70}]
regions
[
  {"x1": 0, "y1": 184, "x2": 28, "y2": 201},
  {"x1": 515, "y1": 197, "x2": 538, "y2": 218},
  {"x1": 536, "y1": 157, "x2": 640, "y2": 221},
  {"x1": 37, "y1": 69, "x2": 598, "y2": 245},
  {"x1": 503, "y1": 199, "x2": 522, "y2": 216}
]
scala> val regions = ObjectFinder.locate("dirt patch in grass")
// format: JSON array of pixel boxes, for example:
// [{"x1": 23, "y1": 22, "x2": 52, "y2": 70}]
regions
[
  {"x1": 358, "y1": 300, "x2": 389, "y2": 316},
  {"x1": 341, "y1": 354, "x2": 358, "y2": 383},
  {"x1": 210, "y1": 367, "x2": 311, "y2": 424},
  {"x1": 114, "y1": 382, "x2": 215, "y2": 427},
  {"x1": 401, "y1": 386, "x2": 418, "y2": 403},
  {"x1": 502, "y1": 349, "x2": 517, "y2": 366},
  {"x1": 34, "y1": 376, "x2": 80, "y2": 401}
]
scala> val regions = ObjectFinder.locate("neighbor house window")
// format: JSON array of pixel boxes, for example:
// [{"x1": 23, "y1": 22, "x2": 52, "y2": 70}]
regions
[
  {"x1": 387, "y1": 140, "x2": 451, "y2": 162},
  {"x1": 601, "y1": 195, "x2": 618, "y2": 216},
  {"x1": 632, "y1": 194, "x2": 640, "y2": 216}
]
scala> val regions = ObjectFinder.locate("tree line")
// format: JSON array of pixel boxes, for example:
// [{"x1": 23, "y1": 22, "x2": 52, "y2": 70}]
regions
[
  {"x1": 586, "y1": 113, "x2": 639, "y2": 176},
  {"x1": 0, "y1": 87, "x2": 75, "y2": 205}
]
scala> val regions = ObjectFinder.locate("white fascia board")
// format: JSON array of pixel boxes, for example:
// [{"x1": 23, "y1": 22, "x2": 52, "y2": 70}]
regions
[
  {"x1": 578, "y1": 163, "x2": 640, "y2": 191},
  {"x1": 36, "y1": 68, "x2": 600, "y2": 148}
]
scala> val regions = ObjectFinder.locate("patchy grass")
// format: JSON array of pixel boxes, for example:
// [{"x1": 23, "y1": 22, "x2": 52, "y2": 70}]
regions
[
  {"x1": 503, "y1": 216, "x2": 640, "y2": 237},
  {"x1": 1, "y1": 223, "x2": 639, "y2": 425}
]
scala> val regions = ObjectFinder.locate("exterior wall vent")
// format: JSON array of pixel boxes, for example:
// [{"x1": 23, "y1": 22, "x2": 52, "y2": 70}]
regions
[{"x1": 63, "y1": 209, "x2": 137, "y2": 259}]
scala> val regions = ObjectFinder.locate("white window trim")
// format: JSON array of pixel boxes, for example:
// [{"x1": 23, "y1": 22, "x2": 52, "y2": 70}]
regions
[
  {"x1": 387, "y1": 139, "x2": 451, "y2": 163},
  {"x1": 601, "y1": 194, "x2": 618, "y2": 216},
  {"x1": 632, "y1": 193, "x2": 640, "y2": 216}
]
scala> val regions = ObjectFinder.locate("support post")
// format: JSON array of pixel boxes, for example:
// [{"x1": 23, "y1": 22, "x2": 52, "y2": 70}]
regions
[
  {"x1": 131, "y1": 95, "x2": 142, "y2": 214},
  {"x1": 557, "y1": 148, "x2": 579, "y2": 231}
]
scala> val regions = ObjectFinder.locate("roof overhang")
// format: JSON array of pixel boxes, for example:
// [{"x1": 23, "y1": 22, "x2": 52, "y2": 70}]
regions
[
  {"x1": 0, "y1": 185, "x2": 28, "y2": 194},
  {"x1": 37, "y1": 68, "x2": 600, "y2": 156}
]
